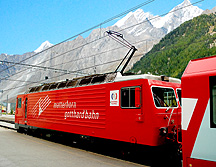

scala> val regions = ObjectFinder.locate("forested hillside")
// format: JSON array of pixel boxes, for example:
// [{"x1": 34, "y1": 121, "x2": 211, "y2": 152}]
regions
[{"x1": 130, "y1": 14, "x2": 216, "y2": 78}]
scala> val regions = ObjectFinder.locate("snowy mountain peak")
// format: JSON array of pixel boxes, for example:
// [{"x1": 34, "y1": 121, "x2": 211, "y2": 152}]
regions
[
  {"x1": 182, "y1": 0, "x2": 192, "y2": 6},
  {"x1": 114, "y1": 0, "x2": 203, "y2": 34},
  {"x1": 133, "y1": 9, "x2": 153, "y2": 22},
  {"x1": 34, "y1": 41, "x2": 53, "y2": 53},
  {"x1": 173, "y1": 0, "x2": 198, "y2": 11},
  {"x1": 114, "y1": 12, "x2": 133, "y2": 27},
  {"x1": 114, "y1": 9, "x2": 153, "y2": 27},
  {"x1": 162, "y1": 0, "x2": 203, "y2": 32}
]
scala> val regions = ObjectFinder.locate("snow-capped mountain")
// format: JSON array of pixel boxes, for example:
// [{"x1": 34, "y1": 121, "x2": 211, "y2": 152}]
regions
[
  {"x1": 0, "y1": 0, "x2": 205, "y2": 103},
  {"x1": 34, "y1": 41, "x2": 53, "y2": 53},
  {"x1": 114, "y1": 0, "x2": 203, "y2": 34},
  {"x1": 156, "y1": 0, "x2": 203, "y2": 32},
  {"x1": 114, "y1": 9, "x2": 154, "y2": 28}
]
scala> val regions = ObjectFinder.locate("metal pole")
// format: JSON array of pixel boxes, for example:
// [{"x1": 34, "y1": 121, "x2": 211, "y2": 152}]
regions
[
  {"x1": 0, "y1": 90, "x2": 3, "y2": 116},
  {"x1": 120, "y1": 46, "x2": 137, "y2": 74},
  {"x1": 6, "y1": 95, "x2": 8, "y2": 114},
  {"x1": 94, "y1": 55, "x2": 96, "y2": 74}
]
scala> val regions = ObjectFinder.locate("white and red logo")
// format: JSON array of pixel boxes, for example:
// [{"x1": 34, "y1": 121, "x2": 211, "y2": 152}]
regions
[
  {"x1": 32, "y1": 95, "x2": 51, "y2": 118},
  {"x1": 110, "y1": 90, "x2": 119, "y2": 106},
  {"x1": 111, "y1": 92, "x2": 118, "y2": 100}
]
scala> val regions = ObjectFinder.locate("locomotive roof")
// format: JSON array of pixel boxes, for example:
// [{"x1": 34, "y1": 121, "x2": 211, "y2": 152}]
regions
[
  {"x1": 27, "y1": 72, "x2": 181, "y2": 94},
  {"x1": 183, "y1": 55, "x2": 216, "y2": 77},
  {"x1": 114, "y1": 72, "x2": 181, "y2": 83}
]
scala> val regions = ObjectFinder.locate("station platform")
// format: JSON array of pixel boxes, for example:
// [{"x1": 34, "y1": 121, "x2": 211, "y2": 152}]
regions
[
  {"x1": 0, "y1": 115, "x2": 15, "y2": 123},
  {"x1": 0, "y1": 115, "x2": 15, "y2": 129}
]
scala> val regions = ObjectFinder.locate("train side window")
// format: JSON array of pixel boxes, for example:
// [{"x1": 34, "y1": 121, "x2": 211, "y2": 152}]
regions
[
  {"x1": 17, "y1": 98, "x2": 22, "y2": 108},
  {"x1": 121, "y1": 86, "x2": 141, "y2": 108},
  {"x1": 177, "y1": 89, "x2": 181, "y2": 106},
  {"x1": 210, "y1": 76, "x2": 216, "y2": 128},
  {"x1": 152, "y1": 87, "x2": 177, "y2": 108}
]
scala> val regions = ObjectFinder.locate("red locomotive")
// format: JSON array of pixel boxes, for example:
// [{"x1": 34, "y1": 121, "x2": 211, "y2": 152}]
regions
[
  {"x1": 15, "y1": 72, "x2": 181, "y2": 148},
  {"x1": 182, "y1": 55, "x2": 216, "y2": 167}
]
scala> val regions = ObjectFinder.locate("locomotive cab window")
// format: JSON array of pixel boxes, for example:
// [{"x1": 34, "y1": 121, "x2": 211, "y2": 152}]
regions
[
  {"x1": 177, "y1": 89, "x2": 182, "y2": 106},
  {"x1": 17, "y1": 98, "x2": 22, "y2": 108},
  {"x1": 121, "y1": 86, "x2": 141, "y2": 108},
  {"x1": 152, "y1": 87, "x2": 177, "y2": 108},
  {"x1": 210, "y1": 76, "x2": 216, "y2": 128}
]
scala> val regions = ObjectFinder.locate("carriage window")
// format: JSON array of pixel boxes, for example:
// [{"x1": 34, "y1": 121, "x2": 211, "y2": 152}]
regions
[
  {"x1": 121, "y1": 86, "x2": 140, "y2": 108},
  {"x1": 17, "y1": 98, "x2": 22, "y2": 108},
  {"x1": 210, "y1": 76, "x2": 216, "y2": 128},
  {"x1": 152, "y1": 87, "x2": 177, "y2": 107},
  {"x1": 177, "y1": 89, "x2": 181, "y2": 106}
]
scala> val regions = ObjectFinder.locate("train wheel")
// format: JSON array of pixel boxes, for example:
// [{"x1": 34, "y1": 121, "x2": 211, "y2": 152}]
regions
[{"x1": 17, "y1": 127, "x2": 24, "y2": 133}]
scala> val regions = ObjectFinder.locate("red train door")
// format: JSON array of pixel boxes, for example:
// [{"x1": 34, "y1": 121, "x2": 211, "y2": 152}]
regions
[
  {"x1": 135, "y1": 86, "x2": 143, "y2": 122},
  {"x1": 120, "y1": 86, "x2": 143, "y2": 122},
  {"x1": 23, "y1": 96, "x2": 28, "y2": 125}
]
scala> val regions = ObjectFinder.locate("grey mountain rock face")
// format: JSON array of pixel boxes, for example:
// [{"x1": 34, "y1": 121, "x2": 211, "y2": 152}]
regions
[{"x1": 202, "y1": 6, "x2": 216, "y2": 15}]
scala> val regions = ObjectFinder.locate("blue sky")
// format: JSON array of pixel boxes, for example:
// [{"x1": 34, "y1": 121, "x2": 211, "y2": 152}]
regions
[{"x1": 0, "y1": 0, "x2": 214, "y2": 55}]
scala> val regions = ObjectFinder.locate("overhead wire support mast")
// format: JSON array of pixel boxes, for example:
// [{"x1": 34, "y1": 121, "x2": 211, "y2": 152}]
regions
[{"x1": 106, "y1": 30, "x2": 137, "y2": 75}]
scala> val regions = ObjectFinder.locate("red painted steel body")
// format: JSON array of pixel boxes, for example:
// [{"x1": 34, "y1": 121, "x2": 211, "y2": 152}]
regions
[
  {"x1": 182, "y1": 56, "x2": 216, "y2": 167},
  {"x1": 15, "y1": 74, "x2": 181, "y2": 147}
]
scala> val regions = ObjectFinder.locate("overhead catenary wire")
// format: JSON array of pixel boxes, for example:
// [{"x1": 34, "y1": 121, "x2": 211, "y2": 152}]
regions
[
  {"x1": 0, "y1": 60, "x2": 68, "y2": 74},
  {"x1": 118, "y1": 0, "x2": 205, "y2": 33},
  {"x1": 0, "y1": 60, "x2": 88, "y2": 76},
  {"x1": 2, "y1": 53, "x2": 145, "y2": 92},
  {"x1": 0, "y1": 0, "x2": 207, "y2": 92},
  {"x1": 0, "y1": 0, "x2": 203, "y2": 82},
  {"x1": 0, "y1": 0, "x2": 203, "y2": 81},
  {"x1": 4, "y1": 34, "x2": 216, "y2": 91},
  {"x1": 0, "y1": 35, "x2": 154, "y2": 82},
  {"x1": 0, "y1": 0, "x2": 156, "y2": 75},
  {"x1": 0, "y1": 37, "x2": 103, "y2": 81},
  {"x1": 5, "y1": 78, "x2": 39, "y2": 84},
  {"x1": 2, "y1": 33, "x2": 215, "y2": 92},
  {"x1": 0, "y1": 38, "x2": 153, "y2": 85}
]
